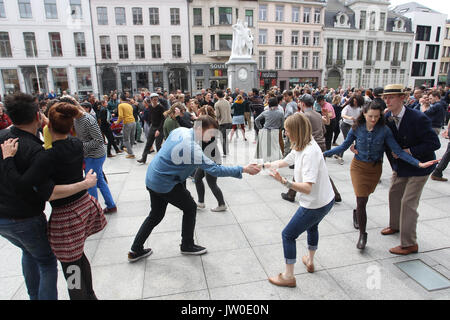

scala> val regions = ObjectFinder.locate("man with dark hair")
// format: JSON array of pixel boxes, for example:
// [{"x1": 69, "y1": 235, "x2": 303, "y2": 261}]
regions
[
  {"x1": 0, "y1": 93, "x2": 97, "y2": 300},
  {"x1": 425, "y1": 91, "x2": 446, "y2": 135},
  {"x1": 214, "y1": 89, "x2": 232, "y2": 156},
  {"x1": 249, "y1": 89, "x2": 265, "y2": 142}
]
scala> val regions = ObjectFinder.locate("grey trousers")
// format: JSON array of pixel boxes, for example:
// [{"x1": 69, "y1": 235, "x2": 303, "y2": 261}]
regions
[
  {"x1": 433, "y1": 142, "x2": 450, "y2": 178},
  {"x1": 388, "y1": 172, "x2": 429, "y2": 247},
  {"x1": 123, "y1": 122, "x2": 136, "y2": 155}
]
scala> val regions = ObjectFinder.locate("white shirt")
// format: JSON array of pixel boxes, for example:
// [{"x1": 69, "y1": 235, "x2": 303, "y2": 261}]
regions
[
  {"x1": 283, "y1": 139, "x2": 335, "y2": 209},
  {"x1": 341, "y1": 106, "x2": 362, "y2": 125},
  {"x1": 392, "y1": 106, "x2": 406, "y2": 129}
]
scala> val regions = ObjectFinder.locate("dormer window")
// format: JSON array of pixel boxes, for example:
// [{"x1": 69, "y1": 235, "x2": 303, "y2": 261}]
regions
[
  {"x1": 393, "y1": 18, "x2": 405, "y2": 32},
  {"x1": 335, "y1": 12, "x2": 350, "y2": 28}
]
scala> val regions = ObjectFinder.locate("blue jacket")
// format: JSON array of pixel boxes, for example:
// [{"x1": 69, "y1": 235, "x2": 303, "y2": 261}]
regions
[
  {"x1": 324, "y1": 125, "x2": 420, "y2": 167},
  {"x1": 424, "y1": 100, "x2": 446, "y2": 128},
  {"x1": 385, "y1": 108, "x2": 440, "y2": 177}
]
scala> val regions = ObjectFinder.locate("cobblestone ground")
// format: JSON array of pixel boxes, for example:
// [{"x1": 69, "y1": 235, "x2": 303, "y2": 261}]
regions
[{"x1": 1, "y1": 128, "x2": 449, "y2": 300}]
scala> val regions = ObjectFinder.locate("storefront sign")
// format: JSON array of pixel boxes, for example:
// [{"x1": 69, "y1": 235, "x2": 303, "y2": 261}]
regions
[
  {"x1": 260, "y1": 71, "x2": 277, "y2": 79},
  {"x1": 210, "y1": 63, "x2": 226, "y2": 70}
]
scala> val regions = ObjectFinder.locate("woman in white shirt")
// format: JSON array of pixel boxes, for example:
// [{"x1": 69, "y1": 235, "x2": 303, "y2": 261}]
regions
[{"x1": 263, "y1": 113, "x2": 335, "y2": 288}]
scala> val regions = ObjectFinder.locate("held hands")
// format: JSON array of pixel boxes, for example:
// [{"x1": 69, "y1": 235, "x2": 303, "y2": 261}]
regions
[
  {"x1": 1, "y1": 138, "x2": 19, "y2": 159},
  {"x1": 350, "y1": 144, "x2": 358, "y2": 155},
  {"x1": 84, "y1": 169, "x2": 97, "y2": 189},
  {"x1": 243, "y1": 164, "x2": 261, "y2": 175},
  {"x1": 419, "y1": 159, "x2": 441, "y2": 169}
]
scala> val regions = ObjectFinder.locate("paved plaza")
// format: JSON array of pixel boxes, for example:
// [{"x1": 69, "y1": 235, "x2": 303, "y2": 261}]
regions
[{"x1": 1, "y1": 130, "x2": 449, "y2": 300}]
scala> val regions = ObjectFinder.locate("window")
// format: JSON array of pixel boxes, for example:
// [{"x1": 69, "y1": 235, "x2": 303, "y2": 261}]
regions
[
  {"x1": 356, "y1": 69, "x2": 362, "y2": 87},
  {"x1": 0, "y1": 32, "x2": 12, "y2": 57},
  {"x1": 76, "y1": 68, "x2": 92, "y2": 91},
  {"x1": 276, "y1": 6, "x2": 284, "y2": 22},
  {"x1": 196, "y1": 80, "x2": 204, "y2": 91},
  {"x1": 49, "y1": 32, "x2": 62, "y2": 56},
  {"x1": 327, "y1": 39, "x2": 333, "y2": 64},
  {"x1": 44, "y1": 0, "x2": 57, "y2": 19},
  {"x1": 219, "y1": 34, "x2": 232, "y2": 50},
  {"x1": 2, "y1": 69, "x2": 20, "y2": 94},
  {"x1": 415, "y1": 44, "x2": 420, "y2": 59},
  {"x1": 411, "y1": 62, "x2": 426, "y2": 76},
  {"x1": 152, "y1": 72, "x2": 163, "y2": 89},
  {"x1": 74, "y1": 32, "x2": 86, "y2": 57},
  {"x1": 149, "y1": 8, "x2": 159, "y2": 25},
  {"x1": 379, "y1": 12, "x2": 386, "y2": 31},
  {"x1": 393, "y1": 42, "x2": 400, "y2": 62},
  {"x1": 347, "y1": 40, "x2": 354, "y2": 60},
  {"x1": 425, "y1": 45, "x2": 440, "y2": 60},
  {"x1": 314, "y1": 8, "x2": 321, "y2": 24},
  {"x1": 303, "y1": 8, "x2": 310, "y2": 23},
  {"x1": 391, "y1": 69, "x2": 397, "y2": 83},
  {"x1": 345, "y1": 69, "x2": 352, "y2": 87},
  {"x1": 259, "y1": 29, "x2": 267, "y2": 45},
  {"x1": 117, "y1": 36, "x2": 128, "y2": 59},
  {"x1": 151, "y1": 36, "x2": 161, "y2": 58},
  {"x1": 275, "y1": 51, "x2": 283, "y2": 69},
  {"x1": 0, "y1": 0, "x2": 5, "y2": 18},
  {"x1": 115, "y1": 7, "x2": 126, "y2": 25},
  {"x1": 357, "y1": 40, "x2": 364, "y2": 60},
  {"x1": 313, "y1": 32, "x2": 320, "y2": 46},
  {"x1": 337, "y1": 39, "x2": 344, "y2": 60},
  {"x1": 416, "y1": 25, "x2": 431, "y2": 41},
  {"x1": 399, "y1": 70, "x2": 405, "y2": 85},
  {"x1": 23, "y1": 32, "x2": 37, "y2": 57},
  {"x1": 383, "y1": 69, "x2": 389, "y2": 84},
  {"x1": 363, "y1": 69, "x2": 371, "y2": 88},
  {"x1": 374, "y1": 69, "x2": 380, "y2": 86},
  {"x1": 376, "y1": 41, "x2": 382, "y2": 61},
  {"x1": 100, "y1": 36, "x2": 111, "y2": 59},
  {"x1": 236, "y1": 8, "x2": 239, "y2": 20},
  {"x1": 292, "y1": 7, "x2": 299, "y2": 23},
  {"x1": 97, "y1": 7, "x2": 108, "y2": 25},
  {"x1": 302, "y1": 31, "x2": 310, "y2": 46},
  {"x1": 302, "y1": 52, "x2": 309, "y2": 69},
  {"x1": 70, "y1": 0, "x2": 82, "y2": 19},
  {"x1": 291, "y1": 51, "x2": 298, "y2": 69},
  {"x1": 219, "y1": 7, "x2": 232, "y2": 25},
  {"x1": 275, "y1": 30, "x2": 283, "y2": 45},
  {"x1": 369, "y1": 12, "x2": 376, "y2": 30},
  {"x1": 436, "y1": 27, "x2": 441, "y2": 42},
  {"x1": 18, "y1": 0, "x2": 32, "y2": 18},
  {"x1": 401, "y1": 43, "x2": 408, "y2": 62},
  {"x1": 359, "y1": 11, "x2": 366, "y2": 30},
  {"x1": 132, "y1": 7, "x2": 143, "y2": 25},
  {"x1": 384, "y1": 41, "x2": 391, "y2": 61},
  {"x1": 210, "y1": 8, "x2": 215, "y2": 25},
  {"x1": 194, "y1": 35, "x2": 203, "y2": 54},
  {"x1": 259, "y1": 5, "x2": 267, "y2": 21},
  {"x1": 52, "y1": 68, "x2": 68, "y2": 94},
  {"x1": 291, "y1": 31, "x2": 299, "y2": 45},
  {"x1": 170, "y1": 8, "x2": 180, "y2": 25},
  {"x1": 135, "y1": 36, "x2": 145, "y2": 59},
  {"x1": 245, "y1": 10, "x2": 253, "y2": 27},
  {"x1": 193, "y1": 8, "x2": 202, "y2": 26},
  {"x1": 172, "y1": 36, "x2": 181, "y2": 58},
  {"x1": 196, "y1": 69, "x2": 204, "y2": 77},
  {"x1": 313, "y1": 52, "x2": 319, "y2": 69},
  {"x1": 209, "y1": 34, "x2": 215, "y2": 51},
  {"x1": 259, "y1": 51, "x2": 266, "y2": 69}
]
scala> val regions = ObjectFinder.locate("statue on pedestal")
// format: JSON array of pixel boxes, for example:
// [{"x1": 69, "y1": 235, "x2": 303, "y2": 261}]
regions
[{"x1": 231, "y1": 19, "x2": 254, "y2": 59}]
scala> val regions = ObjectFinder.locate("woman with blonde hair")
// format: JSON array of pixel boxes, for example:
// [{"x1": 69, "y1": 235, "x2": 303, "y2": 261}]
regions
[
  {"x1": 229, "y1": 95, "x2": 247, "y2": 141},
  {"x1": 187, "y1": 99, "x2": 200, "y2": 120},
  {"x1": 263, "y1": 113, "x2": 335, "y2": 287}
]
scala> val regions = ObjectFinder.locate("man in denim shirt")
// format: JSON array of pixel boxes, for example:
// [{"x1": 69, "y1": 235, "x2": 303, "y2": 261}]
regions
[{"x1": 128, "y1": 116, "x2": 261, "y2": 262}]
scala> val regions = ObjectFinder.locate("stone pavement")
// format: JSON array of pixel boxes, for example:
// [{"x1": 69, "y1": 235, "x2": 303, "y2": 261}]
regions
[{"x1": 1, "y1": 129, "x2": 449, "y2": 300}]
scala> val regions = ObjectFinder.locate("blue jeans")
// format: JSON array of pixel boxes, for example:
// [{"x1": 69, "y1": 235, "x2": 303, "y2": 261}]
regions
[
  {"x1": 282, "y1": 199, "x2": 335, "y2": 265},
  {"x1": 0, "y1": 214, "x2": 58, "y2": 300},
  {"x1": 84, "y1": 156, "x2": 116, "y2": 209}
]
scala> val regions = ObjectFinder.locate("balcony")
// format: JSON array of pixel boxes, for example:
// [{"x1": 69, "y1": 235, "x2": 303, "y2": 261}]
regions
[
  {"x1": 391, "y1": 60, "x2": 401, "y2": 67},
  {"x1": 365, "y1": 60, "x2": 374, "y2": 66},
  {"x1": 207, "y1": 50, "x2": 231, "y2": 59},
  {"x1": 326, "y1": 58, "x2": 346, "y2": 67}
]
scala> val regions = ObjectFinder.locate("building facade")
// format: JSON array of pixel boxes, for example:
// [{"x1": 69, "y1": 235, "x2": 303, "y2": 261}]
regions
[
  {"x1": 257, "y1": 0, "x2": 326, "y2": 91},
  {"x1": 393, "y1": 2, "x2": 447, "y2": 88},
  {"x1": 0, "y1": 0, "x2": 98, "y2": 97},
  {"x1": 91, "y1": 0, "x2": 190, "y2": 95},
  {"x1": 438, "y1": 20, "x2": 450, "y2": 86},
  {"x1": 188, "y1": 0, "x2": 258, "y2": 93},
  {"x1": 323, "y1": 0, "x2": 414, "y2": 90}
]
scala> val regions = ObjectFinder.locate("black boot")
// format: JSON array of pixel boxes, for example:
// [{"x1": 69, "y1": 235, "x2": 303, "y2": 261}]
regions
[
  {"x1": 353, "y1": 210, "x2": 359, "y2": 230},
  {"x1": 357, "y1": 232, "x2": 367, "y2": 250},
  {"x1": 281, "y1": 188, "x2": 296, "y2": 202}
]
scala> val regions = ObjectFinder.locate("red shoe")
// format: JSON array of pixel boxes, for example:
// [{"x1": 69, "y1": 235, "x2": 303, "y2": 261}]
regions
[{"x1": 103, "y1": 207, "x2": 117, "y2": 214}]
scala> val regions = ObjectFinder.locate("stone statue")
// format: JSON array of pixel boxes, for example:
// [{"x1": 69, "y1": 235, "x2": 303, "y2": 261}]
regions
[{"x1": 231, "y1": 19, "x2": 253, "y2": 59}]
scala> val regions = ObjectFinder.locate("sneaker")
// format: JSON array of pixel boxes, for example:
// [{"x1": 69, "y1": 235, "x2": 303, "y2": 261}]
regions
[
  {"x1": 211, "y1": 205, "x2": 227, "y2": 212},
  {"x1": 180, "y1": 244, "x2": 207, "y2": 255},
  {"x1": 197, "y1": 202, "x2": 205, "y2": 209},
  {"x1": 103, "y1": 207, "x2": 117, "y2": 214},
  {"x1": 126, "y1": 154, "x2": 135, "y2": 159},
  {"x1": 128, "y1": 248, "x2": 153, "y2": 262}
]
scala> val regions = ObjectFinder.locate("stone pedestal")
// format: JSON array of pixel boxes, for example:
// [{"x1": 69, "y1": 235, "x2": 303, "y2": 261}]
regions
[{"x1": 226, "y1": 57, "x2": 258, "y2": 93}]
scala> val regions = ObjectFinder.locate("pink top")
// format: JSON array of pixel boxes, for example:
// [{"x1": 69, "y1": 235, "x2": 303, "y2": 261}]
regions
[{"x1": 321, "y1": 102, "x2": 336, "y2": 120}]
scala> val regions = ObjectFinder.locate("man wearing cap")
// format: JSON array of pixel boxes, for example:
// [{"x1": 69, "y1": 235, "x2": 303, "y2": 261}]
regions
[
  {"x1": 382, "y1": 84, "x2": 440, "y2": 255},
  {"x1": 138, "y1": 94, "x2": 165, "y2": 164}
]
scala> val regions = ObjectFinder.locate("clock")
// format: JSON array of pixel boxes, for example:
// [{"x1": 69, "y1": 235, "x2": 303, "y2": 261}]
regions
[{"x1": 238, "y1": 68, "x2": 248, "y2": 81}]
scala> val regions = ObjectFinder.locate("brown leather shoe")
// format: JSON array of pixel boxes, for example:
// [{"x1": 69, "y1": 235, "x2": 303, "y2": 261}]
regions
[
  {"x1": 389, "y1": 244, "x2": 418, "y2": 255},
  {"x1": 431, "y1": 175, "x2": 448, "y2": 182},
  {"x1": 268, "y1": 273, "x2": 296, "y2": 288},
  {"x1": 302, "y1": 256, "x2": 315, "y2": 273},
  {"x1": 381, "y1": 227, "x2": 399, "y2": 235}
]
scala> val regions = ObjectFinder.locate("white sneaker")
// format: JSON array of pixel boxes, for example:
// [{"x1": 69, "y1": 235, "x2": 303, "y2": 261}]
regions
[
  {"x1": 211, "y1": 205, "x2": 227, "y2": 212},
  {"x1": 197, "y1": 202, "x2": 205, "y2": 209}
]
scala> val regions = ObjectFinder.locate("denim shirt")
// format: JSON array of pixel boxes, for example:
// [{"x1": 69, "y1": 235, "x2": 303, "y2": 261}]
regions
[
  {"x1": 146, "y1": 127, "x2": 243, "y2": 193},
  {"x1": 324, "y1": 125, "x2": 420, "y2": 167}
]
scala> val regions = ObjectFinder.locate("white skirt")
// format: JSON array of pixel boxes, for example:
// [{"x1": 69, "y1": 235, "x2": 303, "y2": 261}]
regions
[{"x1": 255, "y1": 129, "x2": 282, "y2": 162}]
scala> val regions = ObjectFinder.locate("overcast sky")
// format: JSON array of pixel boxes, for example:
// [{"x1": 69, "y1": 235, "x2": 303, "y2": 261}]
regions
[{"x1": 388, "y1": 0, "x2": 450, "y2": 16}]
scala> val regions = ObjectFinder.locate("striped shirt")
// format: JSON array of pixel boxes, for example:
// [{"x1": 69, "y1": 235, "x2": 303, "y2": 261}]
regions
[{"x1": 74, "y1": 113, "x2": 106, "y2": 159}]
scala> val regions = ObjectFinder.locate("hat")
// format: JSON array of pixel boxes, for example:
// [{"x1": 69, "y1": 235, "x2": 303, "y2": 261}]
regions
[
  {"x1": 373, "y1": 87, "x2": 384, "y2": 96},
  {"x1": 299, "y1": 94, "x2": 315, "y2": 106},
  {"x1": 382, "y1": 84, "x2": 405, "y2": 96},
  {"x1": 150, "y1": 93, "x2": 159, "y2": 98}
]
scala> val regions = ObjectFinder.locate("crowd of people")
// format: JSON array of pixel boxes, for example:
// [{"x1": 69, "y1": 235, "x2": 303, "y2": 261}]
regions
[{"x1": 0, "y1": 80, "x2": 449, "y2": 298}]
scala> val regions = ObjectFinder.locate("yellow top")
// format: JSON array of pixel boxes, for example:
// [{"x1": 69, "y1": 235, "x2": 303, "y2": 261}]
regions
[
  {"x1": 116, "y1": 103, "x2": 135, "y2": 124},
  {"x1": 43, "y1": 125, "x2": 52, "y2": 149}
]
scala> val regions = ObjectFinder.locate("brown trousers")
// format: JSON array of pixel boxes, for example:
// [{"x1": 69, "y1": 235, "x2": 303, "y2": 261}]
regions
[
  {"x1": 388, "y1": 172, "x2": 429, "y2": 247},
  {"x1": 244, "y1": 112, "x2": 252, "y2": 130}
]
